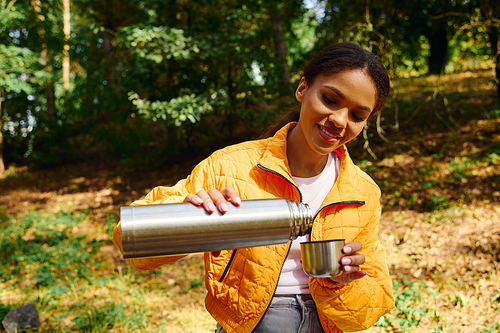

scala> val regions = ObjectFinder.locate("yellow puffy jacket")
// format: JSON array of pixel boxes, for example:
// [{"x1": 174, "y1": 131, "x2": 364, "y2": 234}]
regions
[{"x1": 113, "y1": 123, "x2": 394, "y2": 333}]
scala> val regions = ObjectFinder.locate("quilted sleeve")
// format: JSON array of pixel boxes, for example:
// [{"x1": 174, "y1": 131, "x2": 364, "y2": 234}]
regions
[
  {"x1": 310, "y1": 203, "x2": 395, "y2": 332},
  {"x1": 112, "y1": 156, "x2": 218, "y2": 270}
]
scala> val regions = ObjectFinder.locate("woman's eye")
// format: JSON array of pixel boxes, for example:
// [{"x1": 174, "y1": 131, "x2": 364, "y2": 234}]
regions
[
  {"x1": 322, "y1": 94, "x2": 336, "y2": 104},
  {"x1": 352, "y1": 113, "x2": 365, "y2": 122}
]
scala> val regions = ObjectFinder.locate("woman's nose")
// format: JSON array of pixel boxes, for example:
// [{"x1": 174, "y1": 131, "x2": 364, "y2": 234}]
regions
[{"x1": 329, "y1": 108, "x2": 348, "y2": 130}]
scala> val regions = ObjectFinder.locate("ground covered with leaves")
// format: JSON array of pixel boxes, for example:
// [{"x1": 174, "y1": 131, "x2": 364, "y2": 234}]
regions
[{"x1": 1, "y1": 70, "x2": 499, "y2": 332}]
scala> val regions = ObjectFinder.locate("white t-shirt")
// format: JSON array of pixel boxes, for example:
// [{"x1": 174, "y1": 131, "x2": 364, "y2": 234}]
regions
[{"x1": 275, "y1": 152, "x2": 341, "y2": 295}]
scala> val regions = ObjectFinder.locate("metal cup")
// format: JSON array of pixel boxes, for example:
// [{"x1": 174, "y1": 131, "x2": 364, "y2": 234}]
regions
[{"x1": 300, "y1": 239, "x2": 345, "y2": 278}]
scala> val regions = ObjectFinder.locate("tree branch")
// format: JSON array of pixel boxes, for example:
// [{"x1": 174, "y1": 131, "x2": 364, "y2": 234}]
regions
[
  {"x1": 363, "y1": 125, "x2": 377, "y2": 160},
  {"x1": 430, "y1": 12, "x2": 463, "y2": 20},
  {"x1": 6, "y1": 0, "x2": 16, "y2": 12}
]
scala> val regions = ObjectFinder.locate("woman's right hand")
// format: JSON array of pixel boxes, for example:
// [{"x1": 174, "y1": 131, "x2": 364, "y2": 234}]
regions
[{"x1": 183, "y1": 186, "x2": 241, "y2": 214}]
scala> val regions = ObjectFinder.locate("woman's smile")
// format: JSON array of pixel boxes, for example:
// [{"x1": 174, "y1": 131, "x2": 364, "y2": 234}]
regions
[{"x1": 317, "y1": 124, "x2": 341, "y2": 142}]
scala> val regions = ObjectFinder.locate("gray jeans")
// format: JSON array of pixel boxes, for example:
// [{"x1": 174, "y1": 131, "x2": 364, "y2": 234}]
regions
[{"x1": 215, "y1": 294, "x2": 326, "y2": 333}]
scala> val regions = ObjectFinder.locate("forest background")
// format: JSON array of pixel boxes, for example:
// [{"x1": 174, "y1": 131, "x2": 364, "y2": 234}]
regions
[{"x1": 1, "y1": 0, "x2": 500, "y2": 332}]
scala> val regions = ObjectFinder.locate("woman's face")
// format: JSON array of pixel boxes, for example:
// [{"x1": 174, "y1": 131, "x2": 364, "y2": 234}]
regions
[{"x1": 294, "y1": 69, "x2": 377, "y2": 156}]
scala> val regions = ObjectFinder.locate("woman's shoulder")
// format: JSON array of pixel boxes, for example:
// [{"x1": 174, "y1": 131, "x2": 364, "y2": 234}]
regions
[
  {"x1": 352, "y1": 164, "x2": 380, "y2": 192},
  {"x1": 341, "y1": 149, "x2": 381, "y2": 196},
  {"x1": 208, "y1": 137, "x2": 270, "y2": 162},
  {"x1": 209, "y1": 122, "x2": 290, "y2": 162}
]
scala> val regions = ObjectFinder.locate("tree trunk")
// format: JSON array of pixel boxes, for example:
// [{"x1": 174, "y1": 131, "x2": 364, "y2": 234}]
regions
[
  {"x1": 479, "y1": 0, "x2": 500, "y2": 106},
  {"x1": 0, "y1": 88, "x2": 5, "y2": 176},
  {"x1": 488, "y1": 27, "x2": 500, "y2": 106},
  {"x1": 102, "y1": 27, "x2": 122, "y2": 97},
  {"x1": 270, "y1": 1, "x2": 292, "y2": 96},
  {"x1": 46, "y1": 79, "x2": 56, "y2": 121},
  {"x1": 227, "y1": 64, "x2": 234, "y2": 140},
  {"x1": 487, "y1": 27, "x2": 500, "y2": 107},
  {"x1": 31, "y1": 0, "x2": 56, "y2": 122},
  {"x1": 424, "y1": 22, "x2": 449, "y2": 75},
  {"x1": 63, "y1": 0, "x2": 70, "y2": 92}
]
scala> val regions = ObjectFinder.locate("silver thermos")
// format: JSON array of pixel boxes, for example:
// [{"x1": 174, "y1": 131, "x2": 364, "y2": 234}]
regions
[{"x1": 120, "y1": 198, "x2": 313, "y2": 259}]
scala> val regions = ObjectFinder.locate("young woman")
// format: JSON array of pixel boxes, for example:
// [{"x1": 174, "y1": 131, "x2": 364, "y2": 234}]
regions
[{"x1": 113, "y1": 42, "x2": 394, "y2": 333}]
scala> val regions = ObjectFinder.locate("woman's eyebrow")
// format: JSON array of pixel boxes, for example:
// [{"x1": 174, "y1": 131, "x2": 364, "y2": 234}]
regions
[
  {"x1": 324, "y1": 85, "x2": 372, "y2": 112},
  {"x1": 324, "y1": 85, "x2": 345, "y2": 99}
]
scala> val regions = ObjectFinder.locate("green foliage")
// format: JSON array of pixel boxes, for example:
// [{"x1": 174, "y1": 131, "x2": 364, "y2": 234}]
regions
[
  {"x1": 475, "y1": 324, "x2": 500, "y2": 333},
  {"x1": 485, "y1": 144, "x2": 500, "y2": 165},
  {"x1": 1, "y1": 0, "x2": 499, "y2": 167},
  {"x1": 356, "y1": 159, "x2": 379, "y2": 173},
  {"x1": 0, "y1": 45, "x2": 45, "y2": 95},
  {"x1": 447, "y1": 17, "x2": 494, "y2": 73},
  {"x1": 406, "y1": 194, "x2": 418, "y2": 207},
  {"x1": 426, "y1": 194, "x2": 450, "y2": 211},
  {"x1": 129, "y1": 91, "x2": 215, "y2": 127},
  {"x1": 446, "y1": 156, "x2": 480, "y2": 181},
  {"x1": 416, "y1": 165, "x2": 435, "y2": 177},
  {"x1": 0, "y1": 3, "x2": 24, "y2": 26},
  {"x1": 104, "y1": 214, "x2": 117, "y2": 234},
  {"x1": 0, "y1": 209, "x2": 103, "y2": 286},
  {"x1": 425, "y1": 206, "x2": 461, "y2": 226},
  {"x1": 0, "y1": 302, "x2": 11, "y2": 324},
  {"x1": 72, "y1": 302, "x2": 149, "y2": 332},
  {"x1": 483, "y1": 109, "x2": 500, "y2": 119},
  {"x1": 117, "y1": 25, "x2": 200, "y2": 63},
  {"x1": 375, "y1": 279, "x2": 431, "y2": 330},
  {"x1": 312, "y1": 0, "x2": 434, "y2": 77},
  {"x1": 421, "y1": 181, "x2": 434, "y2": 188},
  {"x1": 189, "y1": 277, "x2": 204, "y2": 289}
]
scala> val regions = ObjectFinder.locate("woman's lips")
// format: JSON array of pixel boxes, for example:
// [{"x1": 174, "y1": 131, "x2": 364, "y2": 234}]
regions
[{"x1": 317, "y1": 124, "x2": 341, "y2": 142}]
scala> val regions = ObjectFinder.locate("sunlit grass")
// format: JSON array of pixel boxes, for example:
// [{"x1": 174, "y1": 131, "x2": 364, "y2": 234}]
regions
[
  {"x1": 0, "y1": 209, "x2": 215, "y2": 332},
  {"x1": 2, "y1": 202, "x2": 499, "y2": 332},
  {"x1": 375, "y1": 202, "x2": 500, "y2": 333}
]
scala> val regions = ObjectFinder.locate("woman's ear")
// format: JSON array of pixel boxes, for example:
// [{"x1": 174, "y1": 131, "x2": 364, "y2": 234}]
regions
[{"x1": 295, "y1": 77, "x2": 307, "y2": 102}]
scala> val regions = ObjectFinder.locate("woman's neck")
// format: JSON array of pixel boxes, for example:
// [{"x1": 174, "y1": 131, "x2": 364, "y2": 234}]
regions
[{"x1": 287, "y1": 125, "x2": 329, "y2": 178}]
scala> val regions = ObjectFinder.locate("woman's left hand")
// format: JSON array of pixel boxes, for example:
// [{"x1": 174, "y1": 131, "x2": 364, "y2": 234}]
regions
[{"x1": 323, "y1": 241, "x2": 367, "y2": 284}]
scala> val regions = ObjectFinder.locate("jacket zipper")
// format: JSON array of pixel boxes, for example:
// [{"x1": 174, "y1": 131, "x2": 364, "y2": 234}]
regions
[
  {"x1": 310, "y1": 200, "x2": 365, "y2": 240},
  {"x1": 312, "y1": 200, "x2": 365, "y2": 220},
  {"x1": 255, "y1": 242, "x2": 292, "y2": 325},
  {"x1": 255, "y1": 163, "x2": 302, "y2": 326},
  {"x1": 221, "y1": 165, "x2": 366, "y2": 325},
  {"x1": 218, "y1": 249, "x2": 237, "y2": 282},
  {"x1": 217, "y1": 202, "x2": 366, "y2": 282},
  {"x1": 257, "y1": 164, "x2": 303, "y2": 202},
  {"x1": 260, "y1": 201, "x2": 366, "y2": 315},
  {"x1": 218, "y1": 165, "x2": 301, "y2": 284},
  {"x1": 255, "y1": 164, "x2": 366, "y2": 328}
]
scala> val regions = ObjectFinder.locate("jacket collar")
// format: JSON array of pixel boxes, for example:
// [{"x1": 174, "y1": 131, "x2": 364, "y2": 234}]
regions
[
  {"x1": 257, "y1": 122, "x2": 295, "y2": 184},
  {"x1": 326, "y1": 145, "x2": 360, "y2": 201},
  {"x1": 259, "y1": 122, "x2": 355, "y2": 183},
  {"x1": 258, "y1": 122, "x2": 366, "y2": 202}
]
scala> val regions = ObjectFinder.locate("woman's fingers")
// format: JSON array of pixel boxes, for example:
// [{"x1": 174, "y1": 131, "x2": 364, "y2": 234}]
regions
[
  {"x1": 183, "y1": 190, "x2": 217, "y2": 212},
  {"x1": 342, "y1": 241, "x2": 362, "y2": 255},
  {"x1": 184, "y1": 187, "x2": 241, "y2": 213},
  {"x1": 206, "y1": 189, "x2": 230, "y2": 212},
  {"x1": 184, "y1": 193, "x2": 204, "y2": 205},
  {"x1": 341, "y1": 254, "x2": 365, "y2": 273},
  {"x1": 341, "y1": 241, "x2": 364, "y2": 272},
  {"x1": 324, "y1": 269, "x2": 367, "y2": 284},
  {"x1": 323, "y1": 241, "x2": 367, "y2": 284},
  {"x1": 220, "y1": 186, "x2": 242, "y2": 206}
]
